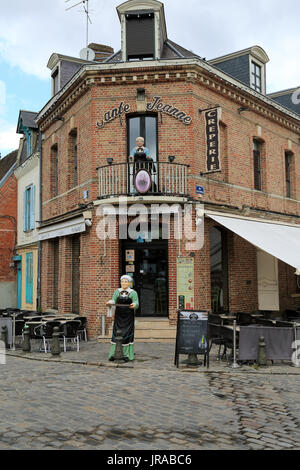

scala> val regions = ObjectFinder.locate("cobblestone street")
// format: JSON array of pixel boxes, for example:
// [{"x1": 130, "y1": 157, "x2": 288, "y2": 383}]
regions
[{"x1": 1, "y1": 342, "x2": 300, "y2": 451}]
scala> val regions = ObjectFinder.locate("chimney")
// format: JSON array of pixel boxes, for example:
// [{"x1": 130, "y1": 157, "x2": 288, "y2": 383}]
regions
[{"x1": 88, "y1": 43, "x2": 114, "y2": 62}]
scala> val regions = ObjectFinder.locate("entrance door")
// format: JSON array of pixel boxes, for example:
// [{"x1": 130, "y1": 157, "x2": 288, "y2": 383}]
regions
[
  {"x1": 122, "y1": 242, "x2": 168, "y2": 317},
  {"x1": 16, "y1": 261, "x2": 22, "y2": 309}
]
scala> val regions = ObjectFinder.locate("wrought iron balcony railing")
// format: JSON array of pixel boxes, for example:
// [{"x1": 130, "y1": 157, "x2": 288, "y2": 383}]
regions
[{"x1": 97, "y1": 161, "x2": 189, "y2": 199}]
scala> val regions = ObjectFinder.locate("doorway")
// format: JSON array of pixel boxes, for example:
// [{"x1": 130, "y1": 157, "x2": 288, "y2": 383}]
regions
[{"x1": 122, "y1": 241, "x2": 168, "y2": 317}]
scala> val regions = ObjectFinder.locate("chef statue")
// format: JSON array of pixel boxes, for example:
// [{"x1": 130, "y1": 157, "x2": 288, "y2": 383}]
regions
[
  {"x1": 106, "y1": 275, "x2": 139, "y2": 362},
  {"x1": 129, "y1": 136, "x2": 151, "y2": 163}
]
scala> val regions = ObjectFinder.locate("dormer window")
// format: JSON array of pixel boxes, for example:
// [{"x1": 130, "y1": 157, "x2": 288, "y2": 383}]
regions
[
  {"x1": 251, "y1": 61, "x2": 262, "y2": 93},
  {"x1": 51, "y1": 67, "x2": 59, "y2": 96},
  {"x1": 126, "y1": 12, "x2": 155, "y2": 61}
]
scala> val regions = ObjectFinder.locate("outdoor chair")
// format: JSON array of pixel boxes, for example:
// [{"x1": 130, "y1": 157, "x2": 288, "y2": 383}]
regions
[
  {"x1": 25, "y1": 322, "x2": 46, "y2": 352},
  {"x1": 73, "y1": 316, "x2": 88, "y2": 341},
  {"x1": 41, "y1": 321, "x2": 62, "y2": 353},
  {"x1": 24, "y1": 316, "x2": 43, "y2": 323},
  {"x1": 208, "y1": 322, "x2": 227, "y2": 360},
  {"x1": 256, "y1": 318, "x2": 276, "y2": 327},
  {"x1": 61, "y1": 321, "x2": 81, "y2": 352},
  {"x1": 219, "y1": 326, "x2": 236, "y2": 364},
  {"x1": 14, "y1": 319, "x2": 25, "y2": 337},
  {"x1": 284, "y1": 310, "x2": 300, "y2": 322},
  {"x1": 275, "y1": 320, "x2": 294, "y2": 328},
  {"x1": 236, "y1": 312, "x2": 254, "y2": 326}
]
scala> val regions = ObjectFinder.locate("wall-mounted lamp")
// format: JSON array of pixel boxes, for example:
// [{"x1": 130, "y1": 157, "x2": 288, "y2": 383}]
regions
[
  {"x1": 168, "y1": 155, "x2": 175, "y2": 163},
  {"x1": 107, "y1": 158, "x2": 114, "y2": 165},
  {"x1": 137, "y1": 88, "x2": 145, "y2": 101},
  {"x1": 238, "y1": 106, "x2": 250, "y2": 114},
  {"x1": 85, "y1": 219, "x2": 92, "y2": 227}
]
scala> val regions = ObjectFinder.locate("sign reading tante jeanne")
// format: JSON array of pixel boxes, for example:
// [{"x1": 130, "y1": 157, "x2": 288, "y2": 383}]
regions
[
  {"x1": 205, "y1": 107, "x2": 221, "y2": 172},
  {"x1": 96, "y1": 97, "x2": 192, "y2": 128},
  {"x1": 147, "y1": 97, "x2": 192, "y2": 125}
]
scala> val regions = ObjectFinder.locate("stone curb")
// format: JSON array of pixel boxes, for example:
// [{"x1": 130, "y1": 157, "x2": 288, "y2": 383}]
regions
[{"x1": 5, "y1": 351, "x2": 300, "y2": 375}]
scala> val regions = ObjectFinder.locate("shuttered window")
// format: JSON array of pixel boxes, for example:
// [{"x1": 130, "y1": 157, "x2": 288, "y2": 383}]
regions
[
  {"x1": 23, "y1": 184, "x2": 35, "y2": 231},
  {"x1": 126, "y1": 13, "x2": 155, "y2": 60},
  {"x1": 25, "y1": 252, "x2": 33, "y2": 304}
]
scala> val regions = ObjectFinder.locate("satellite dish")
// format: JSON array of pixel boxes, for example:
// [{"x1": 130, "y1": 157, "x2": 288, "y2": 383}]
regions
[{"x1": 80, "y1": 47, "x2": 95, "y2": 61}]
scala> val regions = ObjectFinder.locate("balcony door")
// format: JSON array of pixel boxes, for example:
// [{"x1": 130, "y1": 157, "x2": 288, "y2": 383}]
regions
[
  {"x1": 127, "y1": 115, "x2": 158, "y2": 194},
  {"x1": 127, "y1": 115, "x2": 158, "y2": 163}
]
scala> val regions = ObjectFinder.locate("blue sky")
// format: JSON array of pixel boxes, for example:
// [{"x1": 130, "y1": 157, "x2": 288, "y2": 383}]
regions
[{"x1": 0, "y1": 0, "x2": 299, "y2": 158}]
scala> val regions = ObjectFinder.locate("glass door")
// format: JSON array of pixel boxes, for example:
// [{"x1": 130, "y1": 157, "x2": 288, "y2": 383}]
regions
[{"x1": 122, "y1": 241, "x2": 168, "y2": 317}]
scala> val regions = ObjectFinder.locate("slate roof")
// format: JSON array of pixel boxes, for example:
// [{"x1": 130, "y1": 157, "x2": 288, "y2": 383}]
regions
[
  {"x1": 0, "y1": 150, "x2": 18, "y2": 181},
  {"x1": 18, "y1": 110, "x2": 38, "y2": 130},
  {"x1": 103, "y1": 38, "x2": 201, "y2": 63}
]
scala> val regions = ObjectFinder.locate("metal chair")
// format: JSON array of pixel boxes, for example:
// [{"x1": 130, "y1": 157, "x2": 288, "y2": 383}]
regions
[
  {"x1": 236, "y1": 312, "x2": 254, "y2": 326},
  {"x1": 256, "y1": 318, "x2": 276, "y2": 327},
  {"x1": 275, "y1": 320, "x2": 293, "y2": 328},
  {"x1": 41, "y1": 321, "x2": 62, "y2": 353},
  {"x1": 208, "y1": 320, "x2": 227, "y2": 360},
  {"x1": 220, "y1": 325, "x2": 239, "y2": 364},
  {"x1": 61, "y1": 321, "x2": 81, "y2": 352},
  {"x1": 73, "y1": 316, "x2": 88, "y2": 341},
  {"x1": 27, "y1": 322, "x2": 46, "y2": 352}
]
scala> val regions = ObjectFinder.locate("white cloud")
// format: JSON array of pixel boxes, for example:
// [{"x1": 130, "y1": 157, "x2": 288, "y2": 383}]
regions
[
  {"x1": 0, "y1": 119, "x2": 20, "y2": 157},
  {"x1": 0, "y1": 80, "x2": 5, "y2": 107},
  {"x1": 0, "y1": 0, "x2": 299, "y2": 92}
]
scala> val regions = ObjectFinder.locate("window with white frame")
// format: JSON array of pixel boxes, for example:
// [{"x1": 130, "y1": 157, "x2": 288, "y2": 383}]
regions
[{"x1": 251, "y1": 61, "x2": 262, "y2": 93}]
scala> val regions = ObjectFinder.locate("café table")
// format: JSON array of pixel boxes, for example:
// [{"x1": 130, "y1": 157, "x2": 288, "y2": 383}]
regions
[{"x1": 219, "y1": 314, "x2": 237, "y2": 325}]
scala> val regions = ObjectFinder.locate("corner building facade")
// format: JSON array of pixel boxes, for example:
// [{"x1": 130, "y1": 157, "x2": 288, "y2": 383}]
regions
[{"x1": 37, "y1": 0, "x2": 300, "y2": 339}]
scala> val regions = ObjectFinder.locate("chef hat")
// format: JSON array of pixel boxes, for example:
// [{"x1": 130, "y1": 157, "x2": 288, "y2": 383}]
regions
[{"x1": 120, "y1": 275, "x2": 132, "y2": 283}]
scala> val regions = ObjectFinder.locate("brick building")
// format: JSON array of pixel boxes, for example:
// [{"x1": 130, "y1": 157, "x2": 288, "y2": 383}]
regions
[
  {"x1": 0, "y1": 150, "x2": 18, "y2": 308},
  {"x1": 36, "y1": 0, "x2": 300, "y2": 339},
  {"x1": 14, "y1": 110, "x2": 40, "y2": 311}
]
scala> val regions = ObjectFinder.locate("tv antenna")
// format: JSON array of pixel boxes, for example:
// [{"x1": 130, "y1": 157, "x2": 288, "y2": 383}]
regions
[{"x1": 65, "y1": 0, "x2": 92, "y2": 48}]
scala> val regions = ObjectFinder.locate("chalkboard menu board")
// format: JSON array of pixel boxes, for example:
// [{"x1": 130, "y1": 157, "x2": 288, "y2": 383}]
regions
[{"x1": 174, "y1": 310, "x2": 210, "y2": 368}]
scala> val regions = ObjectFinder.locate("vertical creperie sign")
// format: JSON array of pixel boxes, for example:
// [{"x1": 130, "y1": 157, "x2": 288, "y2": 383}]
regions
[{"x1": 205, "y1": 107, "x2": 221, "y2": 172}]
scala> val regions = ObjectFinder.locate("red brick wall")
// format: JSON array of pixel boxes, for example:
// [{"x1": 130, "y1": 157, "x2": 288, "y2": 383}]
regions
[
  {"x1": 0, "y1": 175, "x2": 17, "y2": 283},
  {"x1": 39, "y1": 65, "x2": 300, "y2": 337}
]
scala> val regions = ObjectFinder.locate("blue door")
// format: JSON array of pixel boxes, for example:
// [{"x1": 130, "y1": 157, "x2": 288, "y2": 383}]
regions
[{"x1": 16, "y1": 260, "x2": 22, "y2": 309}]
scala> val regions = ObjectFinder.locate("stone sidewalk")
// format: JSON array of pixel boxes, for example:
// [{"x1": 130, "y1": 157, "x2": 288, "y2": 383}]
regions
[{"x1": 6, "y1": 339, "x2": 300, "y2": 375}]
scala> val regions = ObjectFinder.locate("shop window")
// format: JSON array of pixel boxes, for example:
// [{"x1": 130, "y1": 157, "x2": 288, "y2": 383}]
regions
[
  {"x1": 210, "y1": 227, "x2": 229, "y2": 313},
  {"x1": 52, "y1": 240, "x2": 59, "y2": 310},
  {"x1": 72, "y1": 236, "x2": 80, "y2": 314}
]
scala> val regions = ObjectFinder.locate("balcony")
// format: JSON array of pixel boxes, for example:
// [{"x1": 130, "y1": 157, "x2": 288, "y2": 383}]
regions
[{"x1": 97, "y1": 161, "x2": 189, "y2": 199}]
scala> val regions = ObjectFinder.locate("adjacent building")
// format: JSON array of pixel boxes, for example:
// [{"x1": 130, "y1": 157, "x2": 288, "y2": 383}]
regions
[
  {"x1": 35, "y1": 0, "x2": 300, "y2": 339},
  {"x1": 0, "y1": 150, "x2": 18, "y2": 308},
  {"x1": 14, "y1": 110, "x2": 40, "y2": 311}
]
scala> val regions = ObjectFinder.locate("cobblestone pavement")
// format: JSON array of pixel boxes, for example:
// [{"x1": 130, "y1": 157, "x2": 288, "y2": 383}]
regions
[{"x1": 1, "y1": 342, "x2": 300, "y2": 450}]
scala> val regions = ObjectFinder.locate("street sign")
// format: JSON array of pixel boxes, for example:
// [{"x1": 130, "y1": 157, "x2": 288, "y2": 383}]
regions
[{"x1": 196, "y1": 185, "x2": 204, "y2": 195}]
